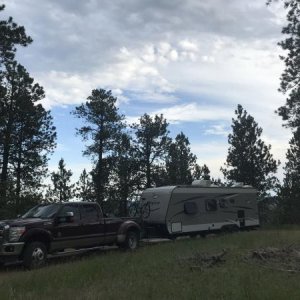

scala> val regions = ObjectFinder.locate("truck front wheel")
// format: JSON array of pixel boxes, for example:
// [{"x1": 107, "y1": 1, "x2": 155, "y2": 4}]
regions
[
  {"x1": 121, "y1": 231, "x2": 139, "y2": 250},
  {"x1": 23, "y1": 241, "x2": 47, "y2": 269}
]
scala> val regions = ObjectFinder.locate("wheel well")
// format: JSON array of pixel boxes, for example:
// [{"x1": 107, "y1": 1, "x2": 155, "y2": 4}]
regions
[
  {"x1": 127, "y1": 226, "x2": 140, "y2": 237},
  {"x1": 24, "y1": 234, "x2": 51, "y2": 252}
]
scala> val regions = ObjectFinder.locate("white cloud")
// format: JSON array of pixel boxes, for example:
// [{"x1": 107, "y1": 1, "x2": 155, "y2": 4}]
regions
[
  {"x1": 151, "y1": 103, "x2": 232, "y2": 124},
  {"x1": 179, "y1": 39, "x2": 199, "y2": 52},
  {"x1": 205, "y1": 124, "x2": 230, "y2": 136},
  {"x1": 191, "y1": 141, "x2": 228, "y2": 179}
]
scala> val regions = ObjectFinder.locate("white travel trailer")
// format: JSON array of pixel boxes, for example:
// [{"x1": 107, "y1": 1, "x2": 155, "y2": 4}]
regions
[{"x1": 141, "y1": 180, "x2": 260, "y2": 238}]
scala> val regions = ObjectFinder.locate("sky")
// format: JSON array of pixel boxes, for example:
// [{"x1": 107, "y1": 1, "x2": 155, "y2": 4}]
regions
[{"x1": 1, "y1": 0, "x2": 290, "y2": 183}]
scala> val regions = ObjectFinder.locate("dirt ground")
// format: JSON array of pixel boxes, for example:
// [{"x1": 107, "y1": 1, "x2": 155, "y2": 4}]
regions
[{"x1": 245, "y1": 244, "x2": 300, "y2": 273}]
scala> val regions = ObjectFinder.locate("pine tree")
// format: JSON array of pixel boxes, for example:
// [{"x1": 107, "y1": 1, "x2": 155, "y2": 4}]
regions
[
  {"x1": 0, "y1": 6, "x2": 56, "y2": 215},
  {"x1": 166, "y1": 132, "x2": 197, "y2": 184},
  {"x1": 0, "y1": 62, "x2": 56, "y2": 212},
  {"x1": 46, "y1": 159, "x2": 74, "y2": 203},
  {"x1": 277, "y1": 129, "x2": 300, "y2": 223},
  {"x1": 193, "y1": 164, "x2": 211, "y2": 181},
  {"x1": 74, "y1": 169, "x2": 95, "y2": 202},
  {"x1": 267, "y1": 0, "x2": 300, "y2": 222},
  {"x1": 131, "y1": 113, "x2": 171, "y2": 188},
  {"x1": 72, "y1": 89, "x2": 125, "y2": 208},
  {"x1": 0, "y1": 5, "x2": 32, "y2": 66},
  {"x1": 267, "y1": 0, "x2": 300, "y2": 128},
  {"x1": 221, "y1": 104, "x2": 279, "y2": 196},
  {"x1": 108, "y1": 133, "x2": 140, "y2": 216}
]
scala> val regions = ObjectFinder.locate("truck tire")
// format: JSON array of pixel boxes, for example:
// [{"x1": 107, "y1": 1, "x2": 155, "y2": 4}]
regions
[
  {"x1": 121, "y1": 230, "x2": 139, "y2": 250},
  {"x1": 22, "y1": 241, "x2": 47, "y2": 269}
]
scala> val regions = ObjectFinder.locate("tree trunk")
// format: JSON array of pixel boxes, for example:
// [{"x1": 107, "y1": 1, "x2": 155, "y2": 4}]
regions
[
  {"x1": 97, "y1": 138, "x2": 104, "y2": 209},
  {"x1": 0, "y1": 118, "x2": 13, "y2": 203}
]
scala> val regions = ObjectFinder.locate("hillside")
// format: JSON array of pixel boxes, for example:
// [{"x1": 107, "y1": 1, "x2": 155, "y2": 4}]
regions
[{"x1": 0, "y1": 228, "x2": 300, "y2": 300}]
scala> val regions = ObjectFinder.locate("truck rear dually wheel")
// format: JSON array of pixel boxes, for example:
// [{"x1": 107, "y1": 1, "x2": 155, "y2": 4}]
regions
[
  {"x1": 23, "y1": 241, "x2": 47, "y2": 269},
  {"x1": 121, "y1": 231, "x2": 139, "y2": 250}
]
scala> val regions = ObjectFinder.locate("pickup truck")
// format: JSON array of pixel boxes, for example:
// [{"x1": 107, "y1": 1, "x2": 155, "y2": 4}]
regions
[{"x1": 0, "y1": 202, "x2": 141, "y2": 269}]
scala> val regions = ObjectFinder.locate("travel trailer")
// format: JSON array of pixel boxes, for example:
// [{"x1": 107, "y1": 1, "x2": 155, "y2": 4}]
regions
[{"x1": 140, "y1": 180, "x2": 259, "y2": 238}]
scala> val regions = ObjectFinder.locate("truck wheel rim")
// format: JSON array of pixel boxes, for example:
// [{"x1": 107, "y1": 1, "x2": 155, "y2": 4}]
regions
[
  {"x1": 32, "y1": 248, "x2": 44, "y2": 264},
  {"x1": 129, "y1": 236, "x2": 137, "y2": 249}
]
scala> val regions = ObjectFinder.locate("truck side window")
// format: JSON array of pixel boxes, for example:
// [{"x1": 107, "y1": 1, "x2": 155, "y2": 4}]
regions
[
  {"x1": 206, "y1": 199, "x2": 217, "y2": 212},
  {"x1": 81, "y1": 204, "x2": 99, "y2": 222},
  {"x1": 184, "y1": 202, "x2": 198, "y2": 215}
]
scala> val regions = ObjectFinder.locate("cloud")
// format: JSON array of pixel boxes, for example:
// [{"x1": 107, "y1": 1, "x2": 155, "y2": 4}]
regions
[
  {"x1": 151, "y1": 103, "x2": 233, "y2": 124},
  {"x1": 2, "y1": 0, "x2": 289, "y2": 182},
  {"x1": 205, "y1": 124, "x2": 230, "y2": 136}
]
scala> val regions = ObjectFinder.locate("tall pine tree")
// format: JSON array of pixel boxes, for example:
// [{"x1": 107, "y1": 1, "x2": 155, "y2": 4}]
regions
[
  {"x1": 131, "y1": 113, "x2": 171, "y2": 188},
  {"x1": 267, "y1": 0, "x2": 300, "y2": 222},
  {"x1": 0, "y1": 62, "x2": 56, "y2": 213},
  {"x1": 278, "y1": 129, "x2": 300, "y2": 223},
  {"x1": 72, "y1": 89, "x2": 125, "y2": 208},
  {"x1": 221, "y1": 105, "x2": 279, "y2": 196},
  {"x1": 108, "y1": 133, "x2": 140, "y2": 216},
  {"x1": 267, "y1": 0, "x2": 300, "y2": 128},
  {"x1": 0, "y1": 6, "x2": 56, "y2": 215},
  {"x1": 166, "y1": 132, "x2": 197, "y2": 185}
]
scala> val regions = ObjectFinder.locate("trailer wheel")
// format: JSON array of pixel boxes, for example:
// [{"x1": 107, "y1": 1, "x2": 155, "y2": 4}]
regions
[
  {"x1": 221, "y1": 225, "x2": 239, "y2": 234},
  {"x1": 121, "y1": 230, "x2": 139, "y2": 250},
  {"x1": 189, "y1": 233, "x2": 198, "y2": 239},
  {"x1": 22, "y1": 241, "x2": 47, "y2": 269}
]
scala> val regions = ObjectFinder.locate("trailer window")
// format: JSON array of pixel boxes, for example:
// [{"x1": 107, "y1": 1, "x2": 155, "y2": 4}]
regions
[
  {"x1": 206, "y1": 199, "x2": 217, "y2": 212},
  {"x1": 184, "y1": 202, "x2": 198, "y2": 215},
  {"x1": 219, "y1": 198, "x2": 228, "y2": 208}
]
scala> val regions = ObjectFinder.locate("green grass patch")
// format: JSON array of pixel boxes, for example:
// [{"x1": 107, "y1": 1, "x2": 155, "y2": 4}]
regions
[{"x1": 0, "y1": 229, "x2": 300, "y2": 300}]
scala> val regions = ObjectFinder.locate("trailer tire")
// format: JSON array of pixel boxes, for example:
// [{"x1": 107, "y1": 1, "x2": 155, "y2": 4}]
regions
[
  {"x1": 121, "y1": 230, "x2": 139, "y2": 250},
  {"x1": 221, "y1": 225, "x2": 239, "y2": 234},
  {"x1": 22, "y1": 241, "x2": 47, "y2": 269},
  {"x1": 189, "y1": 233, "x2": 198, "y2": 239}
]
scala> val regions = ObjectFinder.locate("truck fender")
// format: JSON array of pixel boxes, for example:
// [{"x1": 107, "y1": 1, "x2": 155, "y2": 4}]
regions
[
  {"x1": 20, "y1": 228, "x2": 52, "y2": 251},
  {"x1": 117, "y1": 220, "x2": 141, "y2": 244}
]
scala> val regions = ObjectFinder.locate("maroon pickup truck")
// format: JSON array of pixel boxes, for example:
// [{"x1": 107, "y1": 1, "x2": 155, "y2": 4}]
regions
[{"x1": 0, "y1": 202, "x2": 141, "y2": 269}]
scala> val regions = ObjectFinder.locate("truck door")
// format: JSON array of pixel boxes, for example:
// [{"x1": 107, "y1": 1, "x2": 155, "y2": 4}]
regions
[
  {"x1": 80, "y1": 203, "x2": 105, "y2": 246},
  {"x1": 52, "y1": 203, "x2": 82, "y2": 250}
]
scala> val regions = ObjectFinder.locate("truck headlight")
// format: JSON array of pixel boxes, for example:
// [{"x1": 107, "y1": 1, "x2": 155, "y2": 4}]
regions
[{"x1": 9, "y1": 227, "x2": 25, "y2": 242}]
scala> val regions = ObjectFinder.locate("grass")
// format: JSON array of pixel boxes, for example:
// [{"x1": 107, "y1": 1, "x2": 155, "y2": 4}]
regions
[{"x1": 0, "y1": 228, "x2": 300, "y2": 300}]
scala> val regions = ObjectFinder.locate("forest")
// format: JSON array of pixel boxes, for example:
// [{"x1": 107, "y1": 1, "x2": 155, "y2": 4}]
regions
[{"x1": 0, "y1": 1, "x2": 300, "y2": 225}]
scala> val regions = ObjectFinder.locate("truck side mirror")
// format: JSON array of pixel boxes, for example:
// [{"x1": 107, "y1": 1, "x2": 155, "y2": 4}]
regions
[
  {"x1": 65, "y1": 211, "x2": 74, "y2": 218},
  {"x1": 58, "y1": 211, "x2": 74, "y2": 223}
]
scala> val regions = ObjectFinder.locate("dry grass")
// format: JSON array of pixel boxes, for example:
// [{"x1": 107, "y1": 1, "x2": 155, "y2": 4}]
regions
[{"x1": 0, "y1": 228, "x2": 300, "y2": 299}]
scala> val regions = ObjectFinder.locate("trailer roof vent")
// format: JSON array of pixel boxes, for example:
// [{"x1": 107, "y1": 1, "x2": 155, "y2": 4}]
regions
[
  {"x1": 232, "y1": 182, "x2": 244, "y2": 187},
  {"x1": 192, "y1": 180, "x2": 211, "y2": 187}
]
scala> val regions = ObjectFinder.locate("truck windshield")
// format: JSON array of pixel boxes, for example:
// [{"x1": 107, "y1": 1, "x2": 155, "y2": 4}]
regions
[{"x1": 22, "y1": 204, "x2": 60, "y2": 219}]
